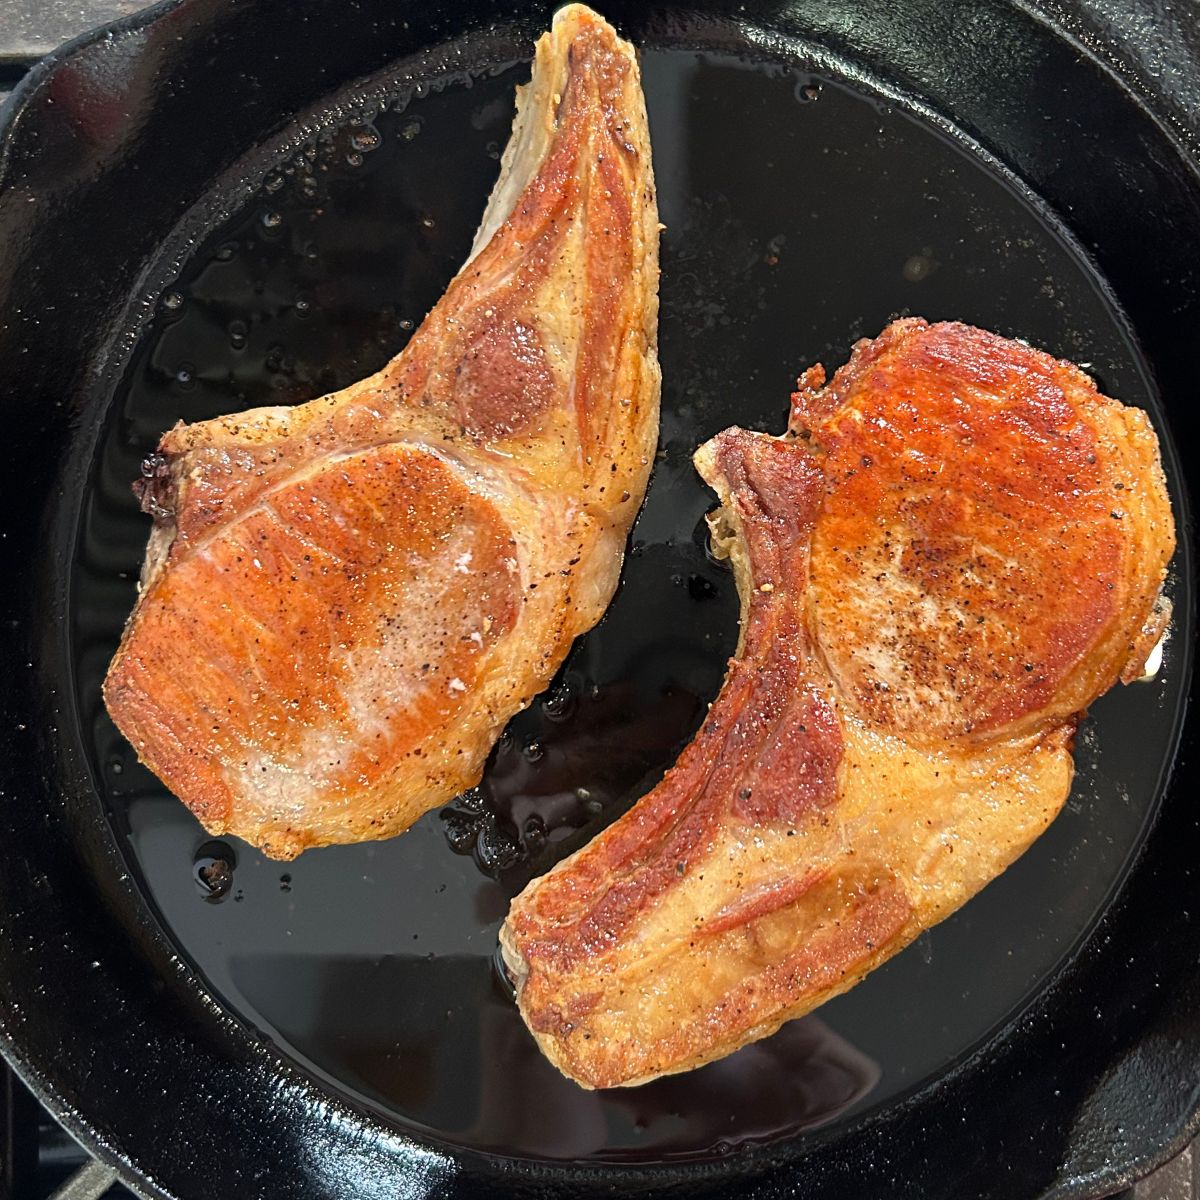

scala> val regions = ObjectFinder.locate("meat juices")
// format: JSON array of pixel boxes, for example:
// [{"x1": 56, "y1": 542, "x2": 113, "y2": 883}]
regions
[
  {"x1": 103, "y1": 5, "x2": 660, "y2": 859},
  {"x1": 501, "y1": 319, "x2": 1175, "y2": 1089}
]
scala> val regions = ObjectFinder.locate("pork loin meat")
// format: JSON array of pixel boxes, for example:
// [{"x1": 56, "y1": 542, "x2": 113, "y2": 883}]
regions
[
  {"x1": 501, "y1": 318, "x2": 1175, "y2": 1088},
  {"x1": 104, "y1": 6, "x2": 660, "y2": 859}
]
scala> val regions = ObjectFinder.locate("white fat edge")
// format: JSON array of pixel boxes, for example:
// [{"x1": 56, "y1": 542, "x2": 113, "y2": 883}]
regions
[
  {"x1": 1135, "y1": 632, "x2": 1166, "y2": 681},
  {"x1": 463, "y1": 16, "x2": 563, "y2": 266}
]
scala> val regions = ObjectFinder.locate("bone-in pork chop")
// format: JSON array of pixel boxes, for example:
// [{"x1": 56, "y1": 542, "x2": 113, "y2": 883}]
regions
[
  {"x1": 501, "y1": 318, "x2": 1175, "y2": 1088},
  {"x1": 103, "y1": 5, "x2": 660, "y2": 859}
]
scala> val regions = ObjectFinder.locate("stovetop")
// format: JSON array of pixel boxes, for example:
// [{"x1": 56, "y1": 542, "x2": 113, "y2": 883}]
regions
[
  {"x1": 0, "y1": 3, "x2": 1197, "y2": 1199},
  {"x1": 2, "y1": 1064, "x2": 133, "y2": 1200}
]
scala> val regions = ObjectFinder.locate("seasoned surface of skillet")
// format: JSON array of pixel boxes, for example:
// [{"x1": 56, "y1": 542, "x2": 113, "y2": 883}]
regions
[{"x1": 66, "y1": 43, "x2": 1187, "y2": 1159}]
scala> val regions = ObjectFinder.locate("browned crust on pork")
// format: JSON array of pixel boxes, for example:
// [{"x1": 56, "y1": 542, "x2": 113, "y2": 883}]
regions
[
  {"x1": 502, "y1": 319, "x2": 1175, "y2": 1089},
  {"x1": 103, "y1": 5, "x2": 660, "y2": 858}
]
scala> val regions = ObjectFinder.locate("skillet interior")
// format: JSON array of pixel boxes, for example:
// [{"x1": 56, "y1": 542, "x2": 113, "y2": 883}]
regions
[
  {"x1": 73, "y1": 37, "x2": 1192, "y2": 1162},
  {"x1": 1, "y1": 1, "x2": 1199, "y2": 1197}
]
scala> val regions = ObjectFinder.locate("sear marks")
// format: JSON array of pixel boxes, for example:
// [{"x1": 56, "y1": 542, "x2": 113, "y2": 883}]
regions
[{"x1": 801, "y1": 319, "x2": 1162, "y2": 742}]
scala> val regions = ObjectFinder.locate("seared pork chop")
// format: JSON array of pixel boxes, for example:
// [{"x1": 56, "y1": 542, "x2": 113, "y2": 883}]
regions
[
  {"x1": 103, "y1": 5, "x2": 660, "y2": 859},
  {"x1": 501, "y1": 318, "x2": 1175, "y2": 1088}
]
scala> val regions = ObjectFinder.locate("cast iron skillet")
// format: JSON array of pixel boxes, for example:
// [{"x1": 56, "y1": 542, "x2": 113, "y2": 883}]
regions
[{"x1": 1, "y1": 0, "x2": 1199, "y2": 1196}]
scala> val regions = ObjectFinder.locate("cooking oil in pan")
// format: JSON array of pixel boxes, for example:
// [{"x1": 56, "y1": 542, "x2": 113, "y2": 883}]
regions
[{"x1": 74, "y1": 43, "x2": 1183, "y2": 1161}]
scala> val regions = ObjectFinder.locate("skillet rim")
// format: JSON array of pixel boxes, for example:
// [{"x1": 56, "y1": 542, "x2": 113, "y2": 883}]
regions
[{"x1": 1, "y1": 1, "x2": 1198, "y2": 1197}]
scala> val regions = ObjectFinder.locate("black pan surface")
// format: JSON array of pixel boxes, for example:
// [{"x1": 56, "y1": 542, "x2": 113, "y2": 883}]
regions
[{"x1": 2, "y1": 1, "x2": 1199, "y2": 1197}]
